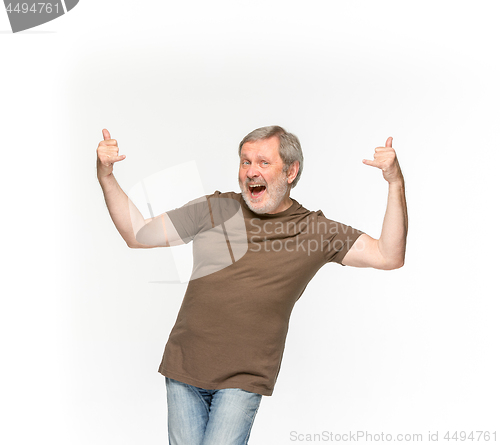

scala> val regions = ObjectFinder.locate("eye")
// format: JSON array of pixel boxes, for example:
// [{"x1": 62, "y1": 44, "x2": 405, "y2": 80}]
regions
[
  {"x1": 241, "y1": 160, "x2": 250, "y2": 165},
  {"x1": 261, "y1": 161, "x2": 269, "y2": 166}
]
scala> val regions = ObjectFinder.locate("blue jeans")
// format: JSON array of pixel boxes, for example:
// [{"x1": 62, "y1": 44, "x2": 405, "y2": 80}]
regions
[{"x1": 165, "y1": 377, "x2": 262, "y2": 445}]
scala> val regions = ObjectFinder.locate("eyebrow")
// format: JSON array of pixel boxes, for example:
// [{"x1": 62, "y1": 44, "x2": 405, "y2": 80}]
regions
[{"x1": 240, "y1": 152, "x2": 272, "y2": 161}]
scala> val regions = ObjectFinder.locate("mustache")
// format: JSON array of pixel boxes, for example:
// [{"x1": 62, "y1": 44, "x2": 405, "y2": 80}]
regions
[{"x1": 244, "y1": 180, "x2": 267, "y2": 186}]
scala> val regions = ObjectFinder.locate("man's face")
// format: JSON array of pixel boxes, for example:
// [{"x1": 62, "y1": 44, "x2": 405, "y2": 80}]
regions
[{"x1": 238, "y1": 136, "x2": 291, "y2": 214}]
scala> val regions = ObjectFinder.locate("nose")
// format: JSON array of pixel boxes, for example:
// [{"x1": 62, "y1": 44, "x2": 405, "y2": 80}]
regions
[{"x1": 246, "y1": 165, "x2": 261, "y2": 179}]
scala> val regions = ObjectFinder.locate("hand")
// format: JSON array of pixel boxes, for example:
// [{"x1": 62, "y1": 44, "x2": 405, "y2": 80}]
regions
[
  {"x1": 362, "y1": 137, "x2": 403, "y2": 184},
  {"x1": 96, "y1": 129, "x2": 126, "y2": 179}
]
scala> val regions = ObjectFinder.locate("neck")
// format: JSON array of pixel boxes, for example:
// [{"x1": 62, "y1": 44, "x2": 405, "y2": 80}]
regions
[{"x1": 267, "y1": 194, "x2": 293, "y2": 214}]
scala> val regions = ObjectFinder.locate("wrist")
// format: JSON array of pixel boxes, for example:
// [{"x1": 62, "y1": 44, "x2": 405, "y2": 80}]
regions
[
  {"x1": 97, "y1": 171, "x2": 114, "y2": 184},
  {"x1": 388, "y1": 177, "x2": 405, "y2": 188}
]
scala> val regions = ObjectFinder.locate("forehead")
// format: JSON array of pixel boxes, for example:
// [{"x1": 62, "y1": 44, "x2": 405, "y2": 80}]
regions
[{"x1": 240, "y1": 136, "x2": 281, "y2": 159}]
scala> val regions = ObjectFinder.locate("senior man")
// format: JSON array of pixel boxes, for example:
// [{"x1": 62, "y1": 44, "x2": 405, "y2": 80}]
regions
[{"x1": 96, "y1": 125, "x2": 407, "y2": 444}]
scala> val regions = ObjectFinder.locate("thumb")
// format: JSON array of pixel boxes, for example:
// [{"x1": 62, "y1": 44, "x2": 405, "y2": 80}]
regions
[
  {"x1": 385, "y1": 137, "x2": 393, "y2": 148},
  {"x1": 102, "y1": 128, "x2": 111, "y2": 140}
]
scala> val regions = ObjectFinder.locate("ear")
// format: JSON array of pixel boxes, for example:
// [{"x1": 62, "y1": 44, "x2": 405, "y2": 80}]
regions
[{"x1": 286, "y1": 161, "x2": 300, "y2": 184}]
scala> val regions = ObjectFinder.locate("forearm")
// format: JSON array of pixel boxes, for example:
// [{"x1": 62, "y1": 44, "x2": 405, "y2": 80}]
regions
[
  {"x1": 98, "y1": 173, "x2": 152, "y2": 248},
  {"x1": 377, "y1": 179, "x2": 408, "y2": 268}
]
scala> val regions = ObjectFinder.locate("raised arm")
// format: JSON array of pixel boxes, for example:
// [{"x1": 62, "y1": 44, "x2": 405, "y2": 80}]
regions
[
  {"x1": 96, "y1": 129, "x2": 174, "y2": 249},
  {"x1": 342, "y1": 137, "x2": 408, "y2": 270}
]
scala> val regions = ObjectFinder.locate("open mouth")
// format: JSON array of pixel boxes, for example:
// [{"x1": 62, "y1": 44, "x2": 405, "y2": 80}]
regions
[{"x1": 248, "y1": 184, "x2": 267, "y2": 199}]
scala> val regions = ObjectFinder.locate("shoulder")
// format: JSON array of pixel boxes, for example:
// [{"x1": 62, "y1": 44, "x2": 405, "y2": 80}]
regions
[
  {"x1": 291, "y1": 200, "x2": 362, "y2": 235},
  {"x1": 295, "y1": 201, "x2": 340, "y2": 224},
  {"x1": 205, "y1": 191, "x2": 244, "y2": 220},
  {"x1": 207, "y1": 190, "x2": 244, "y2": 208},
  {"x1": 209, "y1": 190, "x2": 242, "y2": 200},
  {"x1": 289, "y1": 198, "x2": 325, "y2": 219}
]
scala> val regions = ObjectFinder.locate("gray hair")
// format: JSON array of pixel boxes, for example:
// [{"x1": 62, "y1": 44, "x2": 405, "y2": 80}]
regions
[{"x1": 238, "y1": 125, "x2": 304, "y2": 188}]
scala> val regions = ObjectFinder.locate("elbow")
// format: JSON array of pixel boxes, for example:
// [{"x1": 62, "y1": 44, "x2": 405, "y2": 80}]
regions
[
  {"x1": 375, "y1": 240, "x2": 406, "y2": 270},
  {"x1": 376, "y1": 251, "x2": 405, "y2": 270},
  {"x1": 390, "y1": 260, "x2": 405, "y2": 270},
  {"x1": 383, "y1": 258, "x2": 405, "y2": 270},
  {"x1": 129, "y1": 228, "x2": 147, "y2": 248}
]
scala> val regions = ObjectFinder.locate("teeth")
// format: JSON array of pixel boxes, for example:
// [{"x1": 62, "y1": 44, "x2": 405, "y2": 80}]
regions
[{"x1": 249, "y1": 184, "x2": 265, "y2": 188}]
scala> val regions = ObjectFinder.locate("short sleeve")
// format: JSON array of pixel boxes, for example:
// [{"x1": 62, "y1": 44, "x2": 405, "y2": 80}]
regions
[
  {"x1": 320, "y1": 216, "x2": 364, "y2": 265},
  {"x1": 165, "y1": 191, "x2": 242, "y2": 244},
  {"x1": 165, "y1": 196, "x2": 213, "y2": 243}
]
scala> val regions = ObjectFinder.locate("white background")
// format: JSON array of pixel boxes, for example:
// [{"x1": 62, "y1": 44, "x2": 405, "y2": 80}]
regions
[{"x1": 1, "y1": 1, "x2": 499, "y2": 444}]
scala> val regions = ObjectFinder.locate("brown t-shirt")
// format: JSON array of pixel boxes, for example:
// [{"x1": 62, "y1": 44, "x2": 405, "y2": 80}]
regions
[{"x1": 158, "y1": 191, "x2": 364, "y2": 396}]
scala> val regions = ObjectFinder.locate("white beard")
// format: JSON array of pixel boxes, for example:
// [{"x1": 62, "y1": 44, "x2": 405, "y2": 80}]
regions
[{"x1": 239, "y1": 172, "x2": 289, "y2": 214}]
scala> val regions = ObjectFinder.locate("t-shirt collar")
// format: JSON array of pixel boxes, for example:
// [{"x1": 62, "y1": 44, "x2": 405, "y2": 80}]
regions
[{"x1": 239, "y1": 195, "x2": 301, "y2": 219}]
